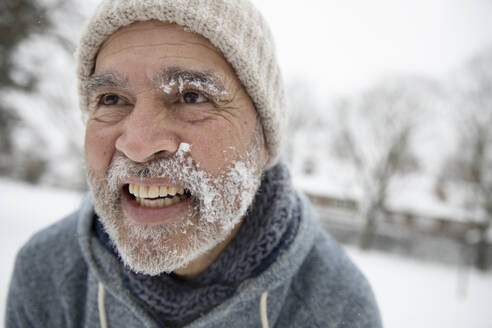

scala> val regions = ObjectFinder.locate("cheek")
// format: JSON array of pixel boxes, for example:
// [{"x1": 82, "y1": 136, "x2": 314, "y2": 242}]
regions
[
  {"x1": 84, "y1": 122, "x2": 119, "y2": 172},
  {"x1": 187, "y1": 118, "x2": 257, "y2": 174}
]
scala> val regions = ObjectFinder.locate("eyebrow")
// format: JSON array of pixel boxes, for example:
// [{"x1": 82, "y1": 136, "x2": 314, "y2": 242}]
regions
[
  {"x1": 84, "y1": 73, "x2": 128, "y2": 95},
  {"x1": 155, "y1": 67, "x2": 229, "y2": 99},
  {"x1": 84, "y1": 67, "x2": 230, "y2": 101}
]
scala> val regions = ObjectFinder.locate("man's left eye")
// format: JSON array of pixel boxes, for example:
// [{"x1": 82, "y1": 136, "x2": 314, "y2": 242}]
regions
[{"x1": 181, "y1": 91, "x2": 209, "y2": 104}]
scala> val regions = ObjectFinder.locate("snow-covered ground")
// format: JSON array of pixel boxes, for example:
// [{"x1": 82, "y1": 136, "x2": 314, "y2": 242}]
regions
[
  {"x1": 347, "y1": 248, "x2": 492, "y2": 328},
  {"x1": 1, "y1": 179, "x2": 491, "y2": 327}
]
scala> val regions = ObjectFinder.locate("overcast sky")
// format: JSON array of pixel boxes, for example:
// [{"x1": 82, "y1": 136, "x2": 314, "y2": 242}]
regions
[
  {"x1": 79, "y1": 0, "x2": 492, "y2": 100},
  {"x1": 251, "y1": 0, "x2": 492, "y2": 99},
  {"x1": 74, "y1": 1, "x2": 492, "y2": 133}
]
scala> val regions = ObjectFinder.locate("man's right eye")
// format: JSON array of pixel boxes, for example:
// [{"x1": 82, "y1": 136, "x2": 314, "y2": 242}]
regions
[{"x1": 99, "y1": 94, "x2": 123, "y2": 106}]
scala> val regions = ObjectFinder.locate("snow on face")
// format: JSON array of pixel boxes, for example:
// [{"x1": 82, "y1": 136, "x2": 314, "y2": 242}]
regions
[
  {"x1": 87, "y1": 136, "x2": 265, "y2": 276},
  {"x1": 158, "y1": 69, "x2": 231, "y2": 103}
]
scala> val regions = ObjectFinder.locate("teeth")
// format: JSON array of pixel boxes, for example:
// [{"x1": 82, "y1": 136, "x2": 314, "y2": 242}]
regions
[
  {"x1": 159, "y1": 186, "x2": 168, "y2": 197},
  {"x1": 135, "y1": 195, "x2": 182, "y2": 208},
  {"x1": 128, "y1": 183, "x2": 187, "y2": 208},
  {"x1": 139, "y1": 185, "x2": 148, "y2": 197},
  {"x1": 129, "y1": 183, "x2": 186, "y2": 198},
  {"x1": 148, "y1": 185, "x2": 159, "y2": 198}
]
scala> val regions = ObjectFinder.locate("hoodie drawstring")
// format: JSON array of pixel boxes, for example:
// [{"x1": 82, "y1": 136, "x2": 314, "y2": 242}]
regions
[
  {"x1": 98, "y1": 282, "x2": 108, "y2": 328},
  {"x1": 260, "y1": 291, "x2": 269, "y2": 328}
]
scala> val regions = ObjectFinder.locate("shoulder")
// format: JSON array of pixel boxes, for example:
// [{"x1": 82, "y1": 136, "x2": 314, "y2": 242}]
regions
[
  {"x1": 6, "y1": 210, "x2": 89, "y2": 326},
  {"x1": 15, "y1": 210, "x2": 84, "y2": 277},
  {"x1": 277, "y1": 193, "x2": 382, "y2": 327},
  {"x1": 287, "y1": 227, "x2": 382, "y2": 327}
]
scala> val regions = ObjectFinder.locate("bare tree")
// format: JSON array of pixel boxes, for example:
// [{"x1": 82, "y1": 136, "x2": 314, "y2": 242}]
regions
[
  {"x1": 1, "y1": 0, "x2": 87, "y2": 188},
  {"x1": 441, "y1": 49, "x2": 492, "y2": 270},
  {"x1": 285, "y1": 80, "x2": 325, "y2": 174},
  {"x1": 0, "y1": 0, "x2": 51, "y2": 181},
  {"x1": 331, "y1": 77, "x2": 436, "y2": 249}
]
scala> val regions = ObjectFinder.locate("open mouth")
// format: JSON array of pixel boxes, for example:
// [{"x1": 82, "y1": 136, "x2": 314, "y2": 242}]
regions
[{"x1": 124, "y1": 183, "x2": 192, "y2": 208}]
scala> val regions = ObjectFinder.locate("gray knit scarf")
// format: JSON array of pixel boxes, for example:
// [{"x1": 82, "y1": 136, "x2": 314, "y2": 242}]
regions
[{"x1": 95, "y1": 162, "x2": 300, "y2": 327}]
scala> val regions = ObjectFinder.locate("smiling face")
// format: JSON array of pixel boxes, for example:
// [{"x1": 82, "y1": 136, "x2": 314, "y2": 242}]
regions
[{"x1": 84, "y1": 21, "x2": 267, "y2": 276}]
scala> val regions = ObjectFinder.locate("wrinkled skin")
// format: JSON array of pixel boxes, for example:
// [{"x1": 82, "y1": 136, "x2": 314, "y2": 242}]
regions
[{"x1": 84, "y1": 21, "x2": 268, "y2": 277}]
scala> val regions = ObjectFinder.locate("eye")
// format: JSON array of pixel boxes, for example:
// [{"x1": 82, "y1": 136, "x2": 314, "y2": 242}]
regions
[
  {"x1": 180, "y1": 91, "x2": 209, "y2": 104},
  {"x1": 99, "y1": 94, "x2": 124, "y2": 106}
]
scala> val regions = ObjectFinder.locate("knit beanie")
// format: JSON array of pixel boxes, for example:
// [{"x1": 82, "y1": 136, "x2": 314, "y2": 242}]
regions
[{"x1": 76, "y1": 0, "x2": 286, "y2": 168}]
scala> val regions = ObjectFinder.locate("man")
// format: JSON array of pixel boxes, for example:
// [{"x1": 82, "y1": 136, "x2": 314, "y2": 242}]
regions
[{"x1": 6, "y1": 1, "x2": 382, "y2": 327}]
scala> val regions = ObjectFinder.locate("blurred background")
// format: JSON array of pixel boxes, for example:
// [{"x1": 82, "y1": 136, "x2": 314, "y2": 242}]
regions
[{"x1": 1, "y1": 0, "x2": 492, "y2": 327}]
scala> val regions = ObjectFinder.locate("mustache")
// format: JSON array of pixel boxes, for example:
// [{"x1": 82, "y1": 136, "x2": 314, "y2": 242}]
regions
[
  {"x1": 104, "y1": 149, "x2": 231, "y2": 209},
  {"x1": 106, "y1": 152, "x2": 199, "y2": 191}
]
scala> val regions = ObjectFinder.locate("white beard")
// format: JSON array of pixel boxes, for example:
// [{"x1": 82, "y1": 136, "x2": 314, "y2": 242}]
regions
[{"x1": 87, "y1": 138, "x2": 264, "y2": 276}]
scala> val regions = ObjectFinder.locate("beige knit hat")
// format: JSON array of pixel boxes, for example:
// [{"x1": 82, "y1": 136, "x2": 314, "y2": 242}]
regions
[{"x1": 77, "y1": 0, "x2": 285, "y2": 168}]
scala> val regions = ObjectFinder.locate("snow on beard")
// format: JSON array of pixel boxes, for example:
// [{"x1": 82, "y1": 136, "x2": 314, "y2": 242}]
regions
[{"x1": 87, "y1": 141, "x2": 264, "y2": 276}]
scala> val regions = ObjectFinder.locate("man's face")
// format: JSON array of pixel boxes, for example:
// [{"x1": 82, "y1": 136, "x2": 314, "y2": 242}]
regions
[{"x1": 84, "y1": 21, "x2": 267, "y2": 276}]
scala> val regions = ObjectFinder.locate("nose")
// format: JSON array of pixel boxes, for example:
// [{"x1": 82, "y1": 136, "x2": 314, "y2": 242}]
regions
[{"x1": 115, "y1": 99, "x2": 180, "y2": 163}]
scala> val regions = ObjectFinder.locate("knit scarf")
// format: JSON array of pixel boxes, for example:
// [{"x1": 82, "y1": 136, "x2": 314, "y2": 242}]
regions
[{"x1": 95, "y1": 162, "x2": 300, "y2": 327}]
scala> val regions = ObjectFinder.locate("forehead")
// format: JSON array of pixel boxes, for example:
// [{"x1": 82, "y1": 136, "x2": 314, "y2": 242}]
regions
[{"x1": 94, "y1": 20, "x2": 235, "y2": 81}]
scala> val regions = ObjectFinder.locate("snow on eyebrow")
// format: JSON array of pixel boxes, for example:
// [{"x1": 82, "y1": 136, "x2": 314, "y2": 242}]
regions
[{"x1": 156, "y1": 67, "x2": 230, "y2": 101}]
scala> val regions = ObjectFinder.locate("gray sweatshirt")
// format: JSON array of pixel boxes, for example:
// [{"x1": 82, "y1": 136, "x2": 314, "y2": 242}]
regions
[{"x1": 6, "y1": 194, "x2": 382, "y2": 327}]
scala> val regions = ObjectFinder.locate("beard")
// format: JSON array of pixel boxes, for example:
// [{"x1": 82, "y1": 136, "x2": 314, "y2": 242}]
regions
[{"x1": 86, "y1": 133, "x2": 265, "y2": 276}]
